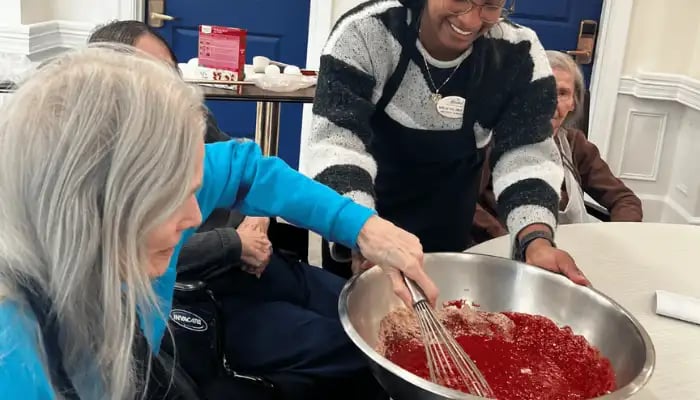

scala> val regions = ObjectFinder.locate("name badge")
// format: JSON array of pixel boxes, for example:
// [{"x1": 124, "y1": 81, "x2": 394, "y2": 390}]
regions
[{"x1": 437, "y1": 96, "x2": 466, "y2": 119}]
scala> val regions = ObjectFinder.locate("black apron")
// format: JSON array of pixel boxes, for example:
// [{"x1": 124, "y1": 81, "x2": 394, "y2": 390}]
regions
[{"x1": 370, "y1": 10, "x2": 485, "y2": 252}]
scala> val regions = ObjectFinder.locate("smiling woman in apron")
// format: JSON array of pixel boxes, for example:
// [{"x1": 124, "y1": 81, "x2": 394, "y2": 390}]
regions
[
  {"x1": 303, "y1": 0, "x2": 588, "y2": 285},
  {"x1": 474, "y1": 50, "x2": 643, "y2": 241}
]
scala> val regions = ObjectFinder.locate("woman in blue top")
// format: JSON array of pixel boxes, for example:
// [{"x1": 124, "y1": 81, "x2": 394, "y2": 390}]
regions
[{"x1": 0, "y1": 45, "x2": 437, "y2": 399}]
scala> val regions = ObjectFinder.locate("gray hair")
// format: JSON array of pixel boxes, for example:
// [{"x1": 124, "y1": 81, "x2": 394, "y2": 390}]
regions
[
  {"x1": 0, "y1": 44, "x2": 204, "y2": 398},
  {"x1": 546, "y1": 50, "x2": 586, "y2": 127}
]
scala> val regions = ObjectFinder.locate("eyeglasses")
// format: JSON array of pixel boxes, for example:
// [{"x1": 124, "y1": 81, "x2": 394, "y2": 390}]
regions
[{"x1": 442, "y1": 0, "x2": 516, "y2": 24}]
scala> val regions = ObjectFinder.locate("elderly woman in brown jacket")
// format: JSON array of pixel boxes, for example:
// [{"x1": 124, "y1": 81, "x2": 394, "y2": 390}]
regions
[{"x1": 473, "y1": 51, "x2": 643, "y2": 243}]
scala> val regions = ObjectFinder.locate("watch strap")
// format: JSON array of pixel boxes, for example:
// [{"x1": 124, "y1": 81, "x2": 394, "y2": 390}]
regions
[{"x1": 515, "y1": 230, "x2": 555, "y2": 261}]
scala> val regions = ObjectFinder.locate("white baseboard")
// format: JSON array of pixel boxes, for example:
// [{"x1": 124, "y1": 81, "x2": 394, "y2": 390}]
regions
[
  {"x1": 638, "y1": 194, "x2": 700, "y2": 225},
  {"x1": 0, "y1": 20, "x2": 95, "y2": 59},
  {"x1": 619, "y1": 72, "x2": 700, "y2": 112}
]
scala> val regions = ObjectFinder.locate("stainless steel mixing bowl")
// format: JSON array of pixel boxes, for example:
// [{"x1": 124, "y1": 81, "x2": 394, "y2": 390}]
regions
[{"x1": 339, "y1": 252, "x2": 655, "y2": 400}]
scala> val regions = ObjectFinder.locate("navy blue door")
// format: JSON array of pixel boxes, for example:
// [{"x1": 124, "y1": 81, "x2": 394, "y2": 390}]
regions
[
  {"x1": 509, "y1": 0, "x2": 604, "y2": 86},
  {"x1": 149, "y1": 0, "x2": 310, "y2": 168}
]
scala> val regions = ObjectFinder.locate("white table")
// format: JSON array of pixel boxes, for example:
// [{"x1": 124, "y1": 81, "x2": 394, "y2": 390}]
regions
[{"x1": 468, "y1": 223, "x2": 700, "y2": 399}]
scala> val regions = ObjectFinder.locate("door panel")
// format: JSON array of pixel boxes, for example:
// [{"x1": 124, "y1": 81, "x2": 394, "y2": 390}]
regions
[
  {"x1": 149, "y1": 0, "x2": 310, "y2": 168},
  {"x1": 509, "y1": 0, "x2": 604, "y2": 86}
]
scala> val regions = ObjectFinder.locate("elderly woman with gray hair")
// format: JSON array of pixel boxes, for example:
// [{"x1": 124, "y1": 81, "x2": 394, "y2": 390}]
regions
[
  {"x1": 0, "y1": 45, "x2": 437, "y2": 399},
  {"x1": 474, "y1": 50, "x2": 643, "y2": 242}
]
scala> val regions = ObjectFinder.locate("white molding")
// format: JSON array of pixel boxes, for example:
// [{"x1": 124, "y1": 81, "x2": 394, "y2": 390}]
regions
[
  {"x1": 307, "y1": 0, "x2": 333, "y2": 70},
  {"x1": 618, "y1": 72, "x2": 700, "y2": 112},
  {"x1": 638, "y1": 194, "x2": 700, "y2": 225},
  {"x1": 588, "y1": 0, "x2": 634, "y2": 160},
  {"x1": 0, "y1": 22, "x2": 45, "y2": 55},
  {"x1": 617, "y1": 110, "x2": 667, "y2": 182},
  {"x1": 0, "y1": 20, "x2": 95, "y2": 58},
  {"x1": 299, "y1": 0, "x2": 333, "y2": 170},
  {"x1": 664, "y1": 196, "x2": 700, "y2": 225}
]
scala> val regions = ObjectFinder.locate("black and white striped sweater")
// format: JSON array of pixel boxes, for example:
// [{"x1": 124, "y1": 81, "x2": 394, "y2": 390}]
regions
[{"x1": 302, "y1": 0, "x2": 563, "y2": 238}]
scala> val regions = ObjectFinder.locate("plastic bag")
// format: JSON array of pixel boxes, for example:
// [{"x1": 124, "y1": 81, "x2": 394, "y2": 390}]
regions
[
  {"x1": 252, "y1": 74, "x2": 317, "y2": 93},
  {"x1": 0, "y1": 52, "x2": 34, "y2": 89}
]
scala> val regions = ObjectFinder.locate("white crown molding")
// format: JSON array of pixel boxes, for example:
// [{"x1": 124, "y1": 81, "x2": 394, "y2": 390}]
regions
[
  {"x1": 0, "y1": 20, "x2": 95, "y2": 58},
  {"x1": 619, "y1": 72, "x2": 700, "y2": 112}
]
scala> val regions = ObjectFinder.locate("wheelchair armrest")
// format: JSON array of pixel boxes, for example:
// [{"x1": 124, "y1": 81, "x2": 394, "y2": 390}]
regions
[
  {"x1": 585, "y1": 200, "x2": 611, "y2": 222},
  {"x1": 228, "y1": 371, "x2": 276, "y2": 390},
  {"x1": 174, "y1": 280, "x2": 208, "y2": 292}
]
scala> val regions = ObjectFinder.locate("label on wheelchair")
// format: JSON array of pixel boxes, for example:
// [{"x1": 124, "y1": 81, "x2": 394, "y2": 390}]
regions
[{"x1": 170, "y1": 309, "x2": 209, "y2": 332}]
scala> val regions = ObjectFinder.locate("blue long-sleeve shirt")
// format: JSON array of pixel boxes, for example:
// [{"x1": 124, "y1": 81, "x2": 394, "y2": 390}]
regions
[{"x1": 0, "y1": 140, "x2": 375, "y2": 398}]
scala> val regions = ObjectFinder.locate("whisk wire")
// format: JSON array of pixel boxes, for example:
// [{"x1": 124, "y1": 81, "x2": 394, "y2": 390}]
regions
[
  {"x1": 415, "y1": 300, "x2": 494, "y2": 397},
  {"x1": 404, "y1": 274, "x2": 494, "y2": 398}
]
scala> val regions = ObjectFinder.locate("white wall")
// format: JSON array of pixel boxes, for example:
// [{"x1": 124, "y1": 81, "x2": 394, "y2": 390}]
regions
[
  {"x1": 51, "y1": 0, "x2": 120, "y2": 23},
  {"x1": 332, "y1": 0, "x2": 363, "y2": 22},
  {"x1": 21, "y1": 0, "x2": 52, "y2": 24},
  {"x1": 622, "y1": 0, "x2": 700, "y2": 79},
  {"x1": 0, "y1": 0, "x2": 114, "y2": 25},
  {"x1": 1, "y1": 0, "x2": 23, "y2": 25}
]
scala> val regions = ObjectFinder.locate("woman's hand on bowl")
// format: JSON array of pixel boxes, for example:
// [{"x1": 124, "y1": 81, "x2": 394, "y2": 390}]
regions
[
  {"x1": 356, "y1": 216, "x2": 439, "y2": 307},
  {"x1": 526, "y1": 240, "x2": 590, "y2": 286}
]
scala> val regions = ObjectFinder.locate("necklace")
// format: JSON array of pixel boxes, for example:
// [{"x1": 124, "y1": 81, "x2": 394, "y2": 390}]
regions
[
  {"x1": 417, "y1": 22, "x2": 465, "y2": 103},
  {"x1": 420, "y1": 53, "x2": 463, "y2": 103},
  {"x1": 416, "y1": 15, "x2": 468, "y2": 119}
]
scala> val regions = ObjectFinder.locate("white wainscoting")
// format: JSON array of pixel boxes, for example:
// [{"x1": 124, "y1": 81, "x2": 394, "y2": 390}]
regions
[
  {"x1": 614, "y1": 73, "x2": 700, "y2": 224},
  {"x1": 0, "y1": 20, "x2": 94, "y2": 60}
]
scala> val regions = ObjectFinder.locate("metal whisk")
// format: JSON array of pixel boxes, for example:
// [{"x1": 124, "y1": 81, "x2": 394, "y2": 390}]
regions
[{"x1": 403, "y1": 275, "x2": 495, "y2": 398}]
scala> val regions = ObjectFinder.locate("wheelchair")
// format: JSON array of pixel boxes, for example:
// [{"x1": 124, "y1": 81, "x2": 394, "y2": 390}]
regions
[
  {"x1": 160, "y1": 218, "x2": 309, "y2": 400},
  {"x1": 584, "y1": 200, "x2": 611, "y2": 222}
]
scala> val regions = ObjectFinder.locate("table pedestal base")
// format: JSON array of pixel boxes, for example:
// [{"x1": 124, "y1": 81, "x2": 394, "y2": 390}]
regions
[{"x1": 255, "y1": 101, "x2": 281, "y2": 156}]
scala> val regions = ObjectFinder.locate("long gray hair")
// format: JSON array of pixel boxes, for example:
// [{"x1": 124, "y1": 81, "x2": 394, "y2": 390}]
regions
[
  {"x1": 0, "y1": 44, "x2": 205, "y2": 398},
  {"x1": 546, "y1": 50, "x2": 586, "y2": 128}
]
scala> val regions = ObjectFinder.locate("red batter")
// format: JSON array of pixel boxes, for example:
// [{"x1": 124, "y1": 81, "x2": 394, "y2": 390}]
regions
[{"x1": 379, "y1": 301, "x2": 616, "y2": 399}]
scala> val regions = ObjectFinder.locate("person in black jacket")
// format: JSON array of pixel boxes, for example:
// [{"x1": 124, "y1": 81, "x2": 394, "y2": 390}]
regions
[{"x1": 88, "y1": 20, "x2": 387, "y2": 400}]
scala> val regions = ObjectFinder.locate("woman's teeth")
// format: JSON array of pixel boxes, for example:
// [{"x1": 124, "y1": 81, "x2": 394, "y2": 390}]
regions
[{"x1": 450, "y1": 23, "x2": 473, "y2": 36}]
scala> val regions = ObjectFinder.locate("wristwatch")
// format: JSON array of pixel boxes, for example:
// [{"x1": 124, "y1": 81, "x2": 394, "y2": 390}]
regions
[{"x1": 514, "y1": 230, "x2": 556, "y2": 262}]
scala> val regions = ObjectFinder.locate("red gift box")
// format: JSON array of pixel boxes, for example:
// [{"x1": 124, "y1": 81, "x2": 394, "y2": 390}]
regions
[{"x1": 198, "y1": 25, "x2": 247, "y2": 81}]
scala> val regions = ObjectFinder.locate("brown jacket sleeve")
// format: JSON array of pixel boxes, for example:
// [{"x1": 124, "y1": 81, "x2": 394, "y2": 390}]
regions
[
  {"x1": 472, "y1": 146, "x2": 508, "y2": 243},
  {"x1": 567, "y1": 129, "x2": 643, "y2": 222}
]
